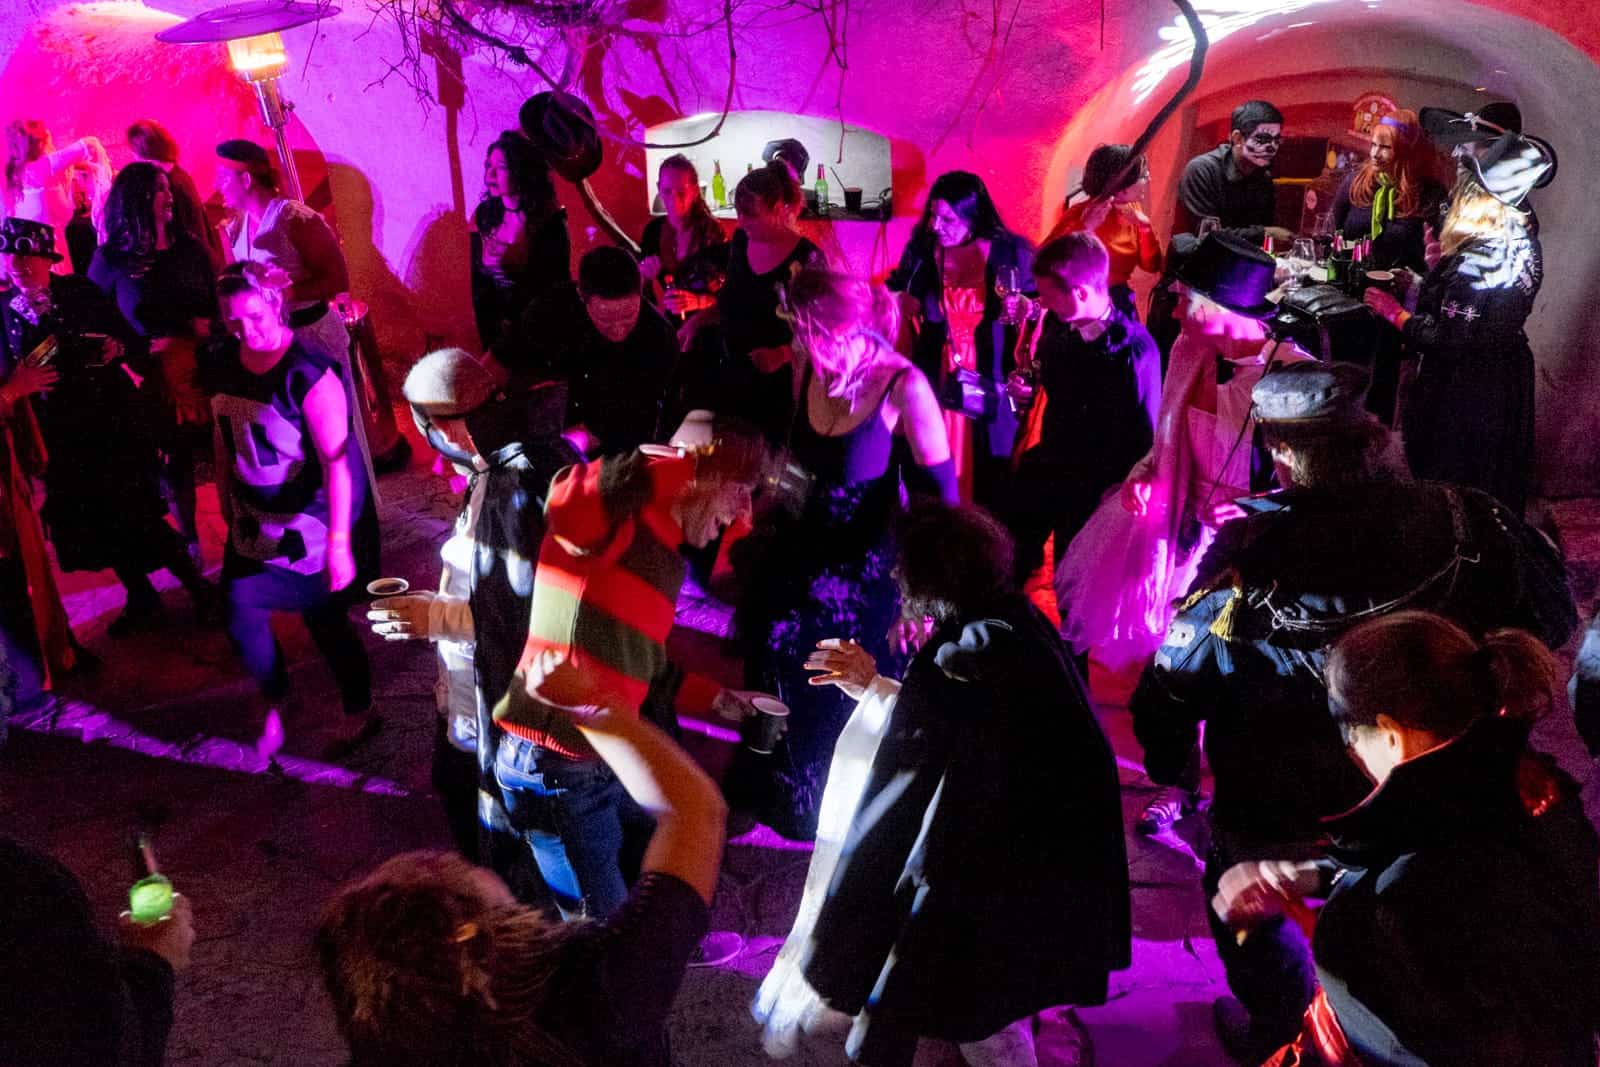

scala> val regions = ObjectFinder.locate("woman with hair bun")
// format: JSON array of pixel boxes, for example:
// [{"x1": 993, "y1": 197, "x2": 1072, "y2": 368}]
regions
[
  {"x1": 1044, "y1": 144, "x2": 1163, "y2": 316},
  {"x1": 1213, "y1": 610, "x2": 1600, "y2": 1067},
  {"x1": 727, "y1": 267, "x2": 953, "y2": 842}
]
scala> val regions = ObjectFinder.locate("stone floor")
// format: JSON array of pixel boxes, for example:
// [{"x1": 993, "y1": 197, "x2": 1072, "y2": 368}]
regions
[{"x1": 3, "y1": 429, "x2": 1597, "y2": 1066}]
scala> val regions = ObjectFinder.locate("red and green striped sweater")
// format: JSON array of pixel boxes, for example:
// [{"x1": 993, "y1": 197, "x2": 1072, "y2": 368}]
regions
[{"x1": 495, "y1": 451, "x2": 721, "y2": 757}]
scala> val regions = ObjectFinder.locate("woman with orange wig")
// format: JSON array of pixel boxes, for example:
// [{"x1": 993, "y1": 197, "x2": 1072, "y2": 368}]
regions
[{"x1": 1331, "y1": 109, "x2": 1447, "y2": 272}]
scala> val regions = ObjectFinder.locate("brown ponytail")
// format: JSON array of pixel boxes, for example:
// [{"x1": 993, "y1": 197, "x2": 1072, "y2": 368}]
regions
[
  {"x1": 1327, "y1": 611, "x2": 1559, "y2": 739},
  {"x1": 1478, "y1": 628, "x2": 1560, "y2": 723}
]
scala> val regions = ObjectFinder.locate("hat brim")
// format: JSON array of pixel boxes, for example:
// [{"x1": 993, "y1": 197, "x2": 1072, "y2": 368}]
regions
[
  {"x1": 0, "y1": 242, "x2": 62, "y2": 262},
  {"x1": 519, "y1": 92, "x2": 603, "y2": 183},
  {"x1": 1420, "y1": 107, "x2": 1505, "y2": 147}
]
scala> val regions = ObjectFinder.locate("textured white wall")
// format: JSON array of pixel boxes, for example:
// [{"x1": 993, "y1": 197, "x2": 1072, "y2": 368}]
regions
[{"x1": 1, "y1": 0, "x2": 1596, "y2": 490}]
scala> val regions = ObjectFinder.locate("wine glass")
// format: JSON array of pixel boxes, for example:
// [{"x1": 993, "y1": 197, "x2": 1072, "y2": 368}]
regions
[
  {"x1": 995, "y1": 266, "x2": 1022, "y2": 325},
  {"x1": 1290, "y1": 237, "x2": 1317, "y2": 287}
]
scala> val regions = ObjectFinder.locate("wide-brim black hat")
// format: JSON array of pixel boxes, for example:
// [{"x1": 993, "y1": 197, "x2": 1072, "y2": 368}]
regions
[
  {"x1": 1177, "y1": 232, "x2": 1277, "y2": 319},
  {"x1": 519, "y1": 91, "x2": 602, "y2": 183},
  {"x1": 0, "y1": 217, "x2": 61, "y2": 261},
  {"x1": 1468, "y1": 131, "x2": 1558, "y2": 206}
]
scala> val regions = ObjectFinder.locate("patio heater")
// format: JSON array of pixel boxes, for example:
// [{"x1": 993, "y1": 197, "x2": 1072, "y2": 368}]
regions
[{"x1": 156, "y1": 1, "x2": 340, "y2": 202}]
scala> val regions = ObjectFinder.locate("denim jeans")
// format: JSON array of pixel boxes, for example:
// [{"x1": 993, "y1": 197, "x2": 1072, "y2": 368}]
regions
[{"x1": 495, "y1": 733, "x2": 655, "y2": 920}]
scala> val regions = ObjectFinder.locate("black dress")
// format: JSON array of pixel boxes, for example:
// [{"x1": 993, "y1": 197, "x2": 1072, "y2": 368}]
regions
[
  {"x1": 1400, "y1": 229, "x2": 1541, "y2": 514},
  {"x1": 470, "y1": 202, "x2": 572, "y2": 352},
  {"x1": 1331, "y1": 172, "x2": 1447, "y2": 273},
  {"x1": 729, "y1": 366, "x2": 909, "y2": 841},
  {"x1": 712, "y1": 229, "x2": 823, "y2": 440}
]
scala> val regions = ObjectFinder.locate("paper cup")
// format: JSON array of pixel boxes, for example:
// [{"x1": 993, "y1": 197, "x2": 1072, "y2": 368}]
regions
[
  {"x1": 366, "y1": 577, "x2": 410, "y2": 598},
  {"x1": 741, "y1": 695, "x2": 790, "y2": 754}
]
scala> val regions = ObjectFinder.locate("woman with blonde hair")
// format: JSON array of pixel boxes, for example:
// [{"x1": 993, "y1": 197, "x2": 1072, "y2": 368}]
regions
[
  {"x1": 4, "y1": 119, "x2": 110, "y2": 266},
  {"x1": 1331, "y1": 109, "x2": 1446, "y2": 272},
  {"x1": 1213, "y1": 610, "x2": 1600, "y2": 1067},
  {"x1": 727, "y1": 266, "x2": 954, "y2": 841},
  {"x1": 1364, "y1": 124, "x2": 1553, "y2": 514}
]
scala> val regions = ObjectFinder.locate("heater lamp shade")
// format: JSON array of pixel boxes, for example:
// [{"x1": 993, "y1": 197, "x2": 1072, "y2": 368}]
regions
[
  {"x1": 155, "y1": 1, "x2": 339, "y2": 45},
  {"x1": 226, "y1": 33, "x2": 288, "y2": 80}
]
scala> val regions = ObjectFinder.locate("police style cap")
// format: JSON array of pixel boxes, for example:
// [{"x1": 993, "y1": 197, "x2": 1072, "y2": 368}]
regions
[{"x1": 1251, "y1": 361, "x2": 1372, "y2": 425}]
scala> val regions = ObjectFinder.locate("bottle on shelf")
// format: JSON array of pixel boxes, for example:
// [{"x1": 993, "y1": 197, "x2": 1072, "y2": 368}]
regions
[
  {"x1": 814, "y1": 164, "x2": 830, "y2": 215},
  {"x1": 711, "y1": 160, "x2": 726, "y2": 209}
]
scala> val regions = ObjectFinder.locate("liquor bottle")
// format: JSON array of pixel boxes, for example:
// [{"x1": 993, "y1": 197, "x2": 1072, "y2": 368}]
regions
[
  {"x1": 814, "y1": 164, "x2": 830, "y2": 214},
  {"x1": 711, "y1": 161, "x2": 726, "y2": 209}
]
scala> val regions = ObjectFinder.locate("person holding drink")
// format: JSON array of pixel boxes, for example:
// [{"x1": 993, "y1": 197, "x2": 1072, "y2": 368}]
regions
[
  {"x1": 887, "y1": 171, "x2": 1034, "y2": 508},
  {"x1": 639, "y1": 154, "x2": 729, "y2": 320},
  {"x1": 1363, "y1": 116, "x2": 1553, "y2": 516},
  {"x1": 1004, "y1": 232, "x2": 1161, "y2": 620},
  {"x1": 208, "y1": 261, "x2": 380, "y2": 762}
]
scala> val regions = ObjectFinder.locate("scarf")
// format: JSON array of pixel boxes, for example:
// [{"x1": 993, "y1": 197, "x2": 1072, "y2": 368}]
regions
[{"x1": 1369, "y1": 173, "x2": 1397, "y2": 240}]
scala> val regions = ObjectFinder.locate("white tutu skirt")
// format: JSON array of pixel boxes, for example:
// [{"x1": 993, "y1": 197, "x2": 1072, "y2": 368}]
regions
[
  {"x1": 751, "y1": 678, "x2": 899, "y2": 1057},
  {"x1": 1055, "y1": 491, "x2": 1213, "y2": 672}
]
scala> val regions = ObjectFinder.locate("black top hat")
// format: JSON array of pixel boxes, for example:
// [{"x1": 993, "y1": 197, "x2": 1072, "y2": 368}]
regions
[
  {"x1": 1177, "y1": 232, "x2": 1277, "y2": 319},
  {"x1": 0, "y1": 217, "x2": 61, "y2": 262},
  {"x1": 1252, "y1": 362, "x2": 1372, "y2": 425},
  {"x1": 518, "y1": 92, "x2": 602, "y2": 184},
  {"x1": 1468, "y1": 132, "x2": 1557, "y2": 206}
]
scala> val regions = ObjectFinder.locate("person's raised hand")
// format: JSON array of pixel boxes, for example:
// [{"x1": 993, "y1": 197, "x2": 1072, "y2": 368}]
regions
[
  {"x1": 326, "y1": 540, "x2": 356, "y2": 593},
  {"x1": 805, "y1": 638, "x2": 878, "y2": 700},
  {"x1": 712, "y1": 688, "x2": 763, "y2": 722},
  {"x1": 1423, "y1": 223, "x2": 1442, "y2": 271},
  {"x1": 1120, "y1": 479, "x2": 1153, "y2": 517},
  {"x1": 1210, "y1": 501, "x2": 1248, "y2": 527},
  {"x1": 1363, "y1": 287, "x2": 1405, "y2": 328},
  {"x1": 366, "y1": 592, "x2": 435, "y2": 641},
  {"x1": 119, "y1": 892, "x2": 195, "y2": 972},
  {"x1": 639, "y1": 254, "x2": 663, "y2": 281},
  {"x1": 1005, "y1": 370, "x2": 1035, "y2": 403},
  {"x1": 1211, "y1": 860, "x2": 1321, "y2": 932},
  {"x1": 6, "y1": 361, "x2": 59, "y2": 401},
  {"x1": 888, "y1": 615, "x2": 932, "y2": 658},
  {"x1": 1081, "y1": 197, "x2": 1113, "y2": 232}
]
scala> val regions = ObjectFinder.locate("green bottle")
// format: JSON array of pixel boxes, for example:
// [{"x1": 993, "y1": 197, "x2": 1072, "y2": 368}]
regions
[
  {"x1": 711, "y1": 160, "x2": 726, "y2": 209},
  {"x1": 814, "y1": 164, "x2": 830, "y2": 214}
]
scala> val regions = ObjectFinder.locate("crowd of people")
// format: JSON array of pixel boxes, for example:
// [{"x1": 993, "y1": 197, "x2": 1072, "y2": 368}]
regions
[{"x1": 1, "y1": 89, "x2": 1598, "y2": 1067}]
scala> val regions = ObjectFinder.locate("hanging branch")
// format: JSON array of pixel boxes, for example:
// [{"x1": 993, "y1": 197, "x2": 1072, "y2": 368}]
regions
[
  {"x1": 1065, "y1": 0, "x2": 1209, "y2": 203},
  {"x1": 362, "y1": 0, "x2": 753, "y2": 150}
]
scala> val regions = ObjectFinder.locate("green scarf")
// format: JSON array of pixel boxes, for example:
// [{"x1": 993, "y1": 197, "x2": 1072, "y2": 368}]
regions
[{"x1": 1370, "y1": 173, "x2": 1397, "y2": 240}]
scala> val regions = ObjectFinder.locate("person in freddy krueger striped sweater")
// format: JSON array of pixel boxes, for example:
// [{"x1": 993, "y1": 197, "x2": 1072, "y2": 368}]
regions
[{"x1": 490, "y1": 413, "x2": 771, "y2": 919}]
